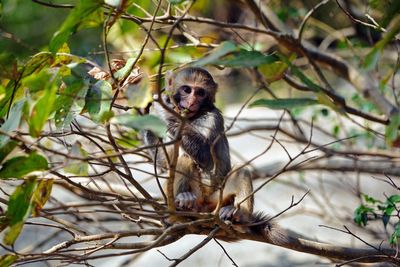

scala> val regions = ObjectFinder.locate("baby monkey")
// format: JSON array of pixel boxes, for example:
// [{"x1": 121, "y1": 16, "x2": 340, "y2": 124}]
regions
[{"x1": 143, "y1": 67, "x2": 254, "y2": 223}]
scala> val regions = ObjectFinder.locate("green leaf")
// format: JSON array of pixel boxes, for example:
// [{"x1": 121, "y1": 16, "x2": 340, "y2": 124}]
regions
[
  {"x1": 49, "y1": 0, "x2": 102, "y2": 52},
  {"x1": 64, "y1": 142, "x2": 88, "y2": 176},
  {"x1": 21, "y1": 53, "x2": 54, "y2": 79},
  {"x1": 0, "y1": 141, "x2": 18, "y2": 164},
  {"x1": 29, "y1": 81, "x2": 58, "y2": 137},
  {"x1": 169, "y1": 0, "x2": 190, "y2": 4},
  {"x1": 354, "y1": 204, "x2": 374, "y2": 227},
  {"x1": 84, "y1": 85, "x2": 102, "y2": 115},
  {"x1": 0, "y1": 54, "x2": 54, "y2": 118},
  {"x1": 385, "y1": 113, "x2": 400, "y2": 146},
  {"x1": 383, "y1": 204, "x2": 395, "y2": 216},
  {"x1": 114, "y1": 58, "x2": 135, "y2": 80},
  {"x1": 192, "y1": 41, "x2": 238, "y2": 67},
  {"x1": 390, "y1": 223, "x2": 400, "y2": 245},
  {"x1": 212, "y1": 50, "x2": 278, "y2": 68},
  {"x1": 387, "y1": 195, "x2": 400, "y2": 204},
  {"x1": 0, "y1": 100, "x2": 24, "y2": 148},
  {"x1": 54, "y1": 78, "x2": 85, "y2": 129},
  {"x1": 0, "y1": 84, "x2": 5, "y2": 101},
  {"x1": 249, "y1": 98, "x2": 319, "y2": 110},
  {"x1": 278, "y1": 54, "x2": 322, "y2": 92},
  {"x1": 116, "y1": 130, "x2": 140, "y2": 148},
  {"x1": 22, "y1": 68, "x2": 53, "y2": 94},
  {"x1": 259, "y1": 61, "x2": 288, "y2": 82},
  {"x1": 193, "y1": 42, "x2": 278, "y2": 68},
  {"x1": 362, "y1": 193, "x2": 381, "y2": 204},
  {"x1": 0, "y1": 152, "x2": 48, "y2": 179},
  {"x1": 112, "y1": 114, "x2": 167, "y2": 137},
  {"x1": 83, "y1": 80, "x2": 113, "y2": 123},
  {"x1": 0, "y1": 255, "x2": 18, "y2": 267},
  {"x1": 3, "y1": 177, "x2": 37, "y2": 245}
]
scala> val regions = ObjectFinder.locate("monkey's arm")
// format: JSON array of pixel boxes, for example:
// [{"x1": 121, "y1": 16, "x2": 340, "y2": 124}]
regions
[{"x1": 181, "y1": 109, "x2": 231, "y2": 177}]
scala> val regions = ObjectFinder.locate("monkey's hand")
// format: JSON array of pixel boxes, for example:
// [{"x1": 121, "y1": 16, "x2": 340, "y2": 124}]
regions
[
  {"x1": 219, "y1": 205, "x2": 250, "y2": 234},
  {"x1": 219, "y1": 205, "x2": 243, "y2": 222},
  {"x1": 175, "y1": 192, "x2": 197, "y2": 210}
]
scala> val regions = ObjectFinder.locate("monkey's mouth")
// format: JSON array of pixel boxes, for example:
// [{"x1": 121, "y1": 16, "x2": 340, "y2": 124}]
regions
[{"x1": 178, "y1": 105, "x2": 196, "y2": 118}]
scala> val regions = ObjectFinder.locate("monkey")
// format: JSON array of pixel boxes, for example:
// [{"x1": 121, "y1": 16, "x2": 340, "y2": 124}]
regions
[
  {"x1": 141, "y1": 68, "x2": 399, "y2": 258},
  {"x1": 142, "y1": 67, "x2": 255, "y2": 224}
]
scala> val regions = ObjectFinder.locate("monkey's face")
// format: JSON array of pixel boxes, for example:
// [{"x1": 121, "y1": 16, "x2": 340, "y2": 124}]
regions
[{"x1": 174, "y1": 85, "x2": 208, "y2": 118}]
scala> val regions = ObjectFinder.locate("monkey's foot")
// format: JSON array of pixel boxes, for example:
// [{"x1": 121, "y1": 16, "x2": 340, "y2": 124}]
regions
[{"x1": 175, "y1": 192, "x2": 197, "y2": 210}]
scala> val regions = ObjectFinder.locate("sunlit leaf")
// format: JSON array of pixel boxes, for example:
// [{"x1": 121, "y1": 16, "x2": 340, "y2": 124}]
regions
[
  {"x1": 0, "y1": 51, "x2": 54, "y2": 117},
  {"x1": 0, "y1": 153, "x2": 48, "y2": 179},
  {"x1": 316, "y1": 93, "x2": 340, "y2": 112},
  {"x1": 169, "y1": 0, "x2": 190, "y2": 5},
  {"x1": 114, "y1": 58, "x2": 136, "y2": 80},
  {"x1": 259, "y1": 61, "x2": 288, "y2": 82},
  {"x1": 3, "y1": 177, "x2": 37, "y2": 245},
  {"x1": 112, "y1": 114, "x2": 167, "y2": 137},
  {"x1": 213, "y1": 50, "x2": 278, "y2": 68},
  {"x1": 29, "y1": 81, "x2": 58, "y2": 137},
  {"x1": 193, "y1": 41, "x2": 279, "y2": 68},
  {"x1": 0, "y1": 254, "x2": 18, "y2": 267},
  {"x1": 192, "y1": 41, "x2": 238, "y2": 67},
  {"x1": 21, "y1": 53, "x2": 54, "y2": 79},
  {"x1": 49, "y1": 0, "x2": 103, "y2": 52},
  {"x1": 32, "y1": 179, "x2": 53, "y2": 217},
  {"x1": 249, "y1": 98, "x2": 318, "y2": 110},
  {"x1": 0, "y1": 85, "x2": 5, "y2": 101}
]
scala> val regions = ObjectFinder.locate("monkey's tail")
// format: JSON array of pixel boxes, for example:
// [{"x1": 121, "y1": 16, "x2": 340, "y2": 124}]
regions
[{"x1": 247, "y1": 212, "x2": 300, "y2": 246}]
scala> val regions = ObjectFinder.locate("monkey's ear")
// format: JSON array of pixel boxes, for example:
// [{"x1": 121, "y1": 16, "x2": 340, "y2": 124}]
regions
[{"x1": 165, "y1": 70, "x2": 174, "y2": 92}]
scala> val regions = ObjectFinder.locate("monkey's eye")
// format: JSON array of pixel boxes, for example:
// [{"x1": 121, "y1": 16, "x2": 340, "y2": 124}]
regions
[
  {"x1": 196, "y1": 88, "x2": 206, "y2": 97},
  {"x1": 181, "y1": 86, "x2": 192, "y2": 94}
]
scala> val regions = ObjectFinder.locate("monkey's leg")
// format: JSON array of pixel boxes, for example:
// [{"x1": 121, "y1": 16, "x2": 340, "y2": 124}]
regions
[
  {"x1": 173, "y1": 156, "x2": 202, "y2": 211},
  {"x1": 209, "y1": 168, "x2": 254, "y2": 222}
]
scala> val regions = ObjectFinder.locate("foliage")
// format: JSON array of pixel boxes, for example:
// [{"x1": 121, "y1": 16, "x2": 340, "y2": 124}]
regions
[
  {"x1": 354, "y1": 194, "x2": 400, "y2": 245},
  {"x1": 0, "y1": 0, "x2": 400, "y2": 265}
]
